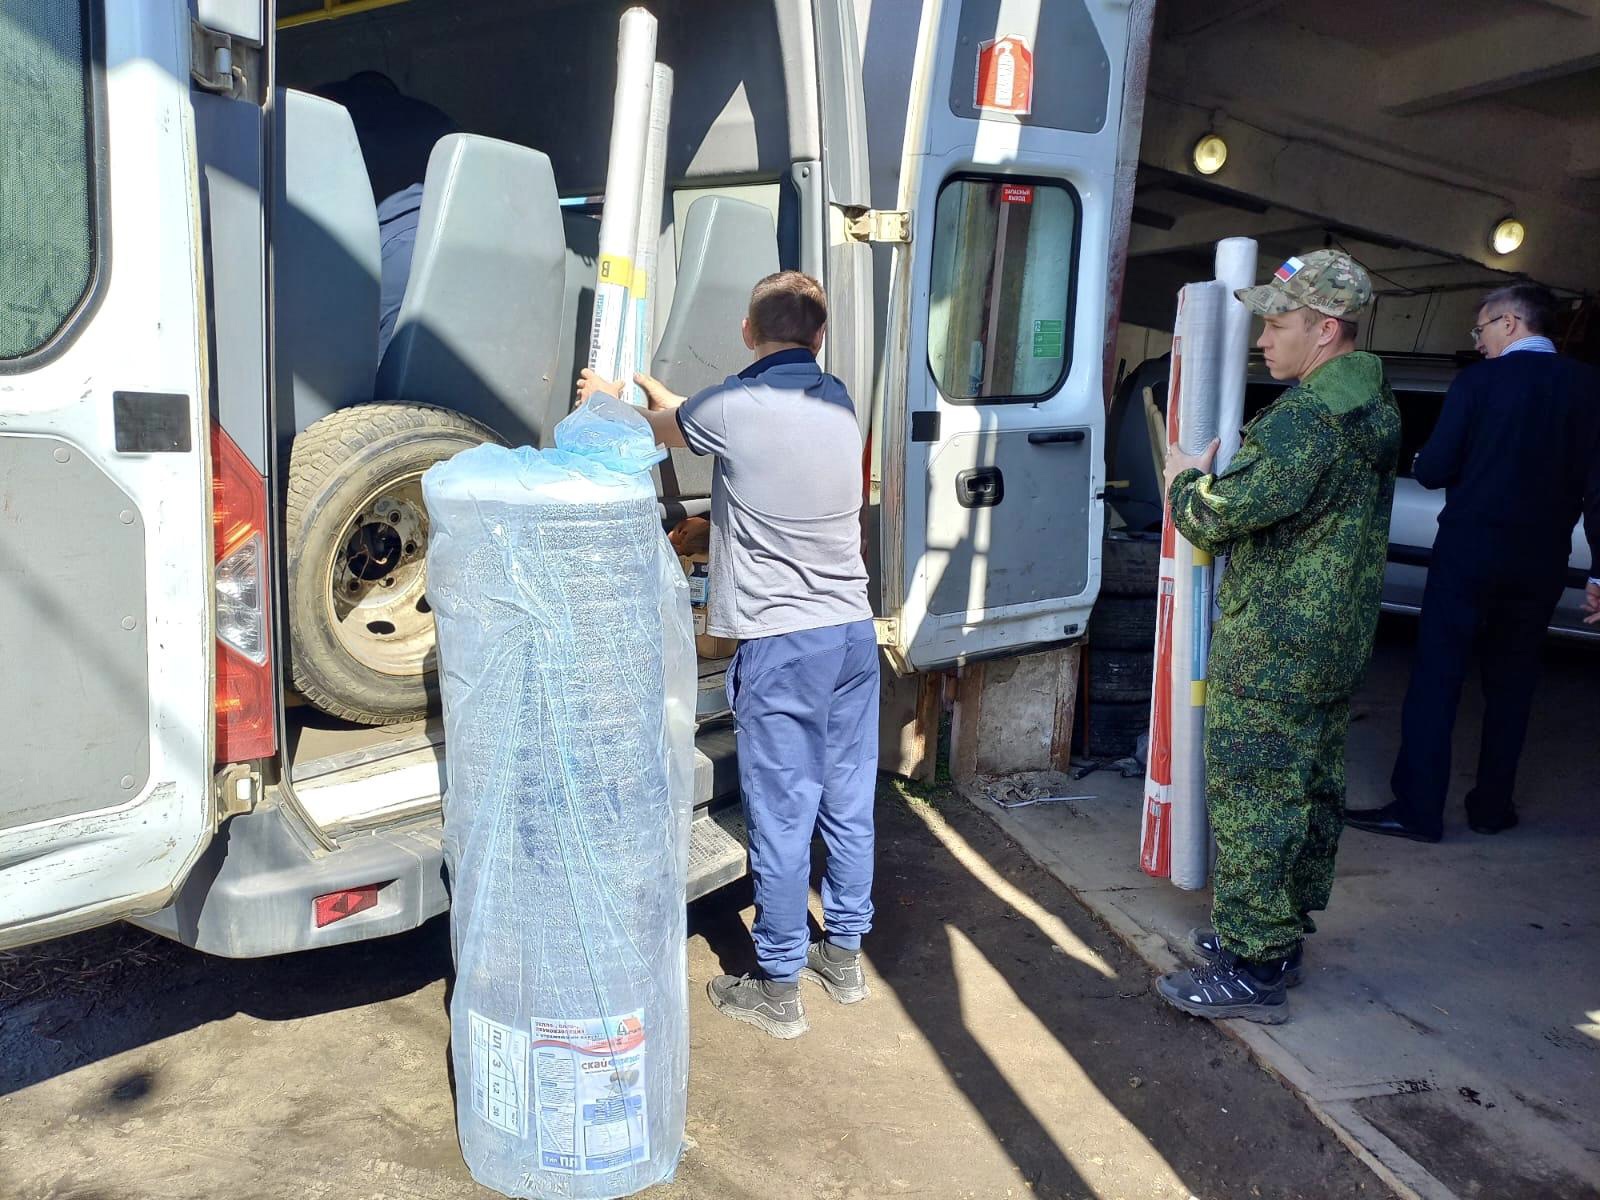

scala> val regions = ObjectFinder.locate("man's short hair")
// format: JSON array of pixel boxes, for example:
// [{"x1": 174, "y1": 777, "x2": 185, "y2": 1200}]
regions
[
  {"x1": 748, "y1": 271, "x2": 827, "y2": 346},
  {"x1": 1300, "y1": 307, "x2": 1360, "y2": 343},
  {"x1": 1479, "y1": 284, "x2": 1557, "y2": 336}
]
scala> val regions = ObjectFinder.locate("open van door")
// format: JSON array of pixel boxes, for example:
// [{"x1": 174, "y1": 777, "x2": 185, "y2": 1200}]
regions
[
  {"x1": 0, "y1": 2, "x2": 223, "y2": 950},
  {"x1": 875, "y1": 0, "x2": 1133, "y2": 671}
]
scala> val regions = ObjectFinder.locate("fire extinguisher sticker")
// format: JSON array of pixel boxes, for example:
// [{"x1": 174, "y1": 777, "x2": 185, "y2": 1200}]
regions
[{"x1": 975, "y1": 35, "x2": 1035, "y2": 116}]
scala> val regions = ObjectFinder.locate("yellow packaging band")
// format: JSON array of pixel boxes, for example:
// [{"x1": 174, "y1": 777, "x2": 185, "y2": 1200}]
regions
[
  {"x1": 598, "y1": 253, "x2": 634, "y2": 289},
  {"x1": 1192, "y1": 548, "x2": 1213, "y2": 567},
  {"x1": 1190, "y1": 679, "x2": 1208, "y2": 706},
  {"x1": 632, "y1": 270, "x2": 649, "y2": 301}
]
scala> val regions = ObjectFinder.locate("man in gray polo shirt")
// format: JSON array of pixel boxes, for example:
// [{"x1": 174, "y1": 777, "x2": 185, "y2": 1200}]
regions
[{"x1": 578, "y1": 271, "x2": 877, "y2": 1039}]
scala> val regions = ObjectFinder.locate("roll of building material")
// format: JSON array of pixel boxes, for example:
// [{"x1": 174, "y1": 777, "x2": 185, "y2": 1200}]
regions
[
  {"x1": 621, "y1": 63, "x2": 673, "y2": 407},
  {"x1": 588, "y1": 8, "x2": 658, "y2": 383},
  {"x1": 1212, "y1": 238, "x2": 1257, "y2": 475},
  {"x1": 424, "y1": 395, "x2": 695, "y2": 1199},
  {"x1": 1140, "y1": 282, "x2": 1226, "y2": 889},
  {"x1": 1209, "y1": 239, "x2": 1257, "y2": 628}
]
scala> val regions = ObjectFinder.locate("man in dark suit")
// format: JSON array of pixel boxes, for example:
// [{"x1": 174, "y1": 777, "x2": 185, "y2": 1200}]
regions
[{"x1": 1347, "y1": 285, "x2": 1600, "y2": 842}]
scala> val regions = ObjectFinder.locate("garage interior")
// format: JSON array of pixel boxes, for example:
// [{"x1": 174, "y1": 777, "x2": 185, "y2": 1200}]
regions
[{"x1": 1054, "y1": 2, "x2": 1600, "y2": 1196}]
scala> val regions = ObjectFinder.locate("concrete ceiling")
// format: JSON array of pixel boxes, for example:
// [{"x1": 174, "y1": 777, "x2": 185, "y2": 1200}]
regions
[{"x1": 1134, "y1": 0, "x2": 1600, "y2": 293}]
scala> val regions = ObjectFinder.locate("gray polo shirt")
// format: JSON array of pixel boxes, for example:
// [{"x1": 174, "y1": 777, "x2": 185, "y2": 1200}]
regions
[{"x1": 675, "y1": 350, "x2": 872, "y2": 640}]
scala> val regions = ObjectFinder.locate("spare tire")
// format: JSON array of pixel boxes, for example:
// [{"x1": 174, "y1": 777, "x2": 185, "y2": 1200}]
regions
[
  {"x1": 1085, "y1": 699, "x2": 1148, "y2": 758},
  {"x1": 1101, "y1": 533, "x2": 1160, "y2": 597},
  {"x1": 1089, "y1": 594, "x2": 1158, "y2": 652},
  {"x1": 287, "y1": 404, "x2": 500, "y2": 725},
  {"x1": 1088, "y1": 648, "x2": 1155, "y2": 703}
]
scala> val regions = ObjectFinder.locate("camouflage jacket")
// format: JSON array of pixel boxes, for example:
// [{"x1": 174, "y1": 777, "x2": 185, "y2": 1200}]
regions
[{"x1": 1169, "y1": 351, "x2": 1401, "y2": 703}]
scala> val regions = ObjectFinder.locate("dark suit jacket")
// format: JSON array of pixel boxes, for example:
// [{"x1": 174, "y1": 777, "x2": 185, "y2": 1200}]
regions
[{"x1": 1414, "y1": 350, "x2": 1600, "y2": 573}]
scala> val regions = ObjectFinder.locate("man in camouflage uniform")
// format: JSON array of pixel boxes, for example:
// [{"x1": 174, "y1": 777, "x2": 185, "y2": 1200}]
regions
[{"x1": 1154, "y1": 250, "x2": 1401, "y2": 1024}]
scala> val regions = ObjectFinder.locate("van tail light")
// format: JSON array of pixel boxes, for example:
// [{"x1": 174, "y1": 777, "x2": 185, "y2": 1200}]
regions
[{"x1": 212, "y1": 426, "x2": 276, "y2": 763}]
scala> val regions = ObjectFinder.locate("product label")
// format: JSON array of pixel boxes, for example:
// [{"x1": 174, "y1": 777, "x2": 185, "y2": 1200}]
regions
[
  {"x1": 469, "y1": 1011, "x2": 530, "y2": 1138},
  {"x1": 533, "y1": 1012, "x2": 649, "y2": 1175},
  {"x1": 687, "y1": 563, "x2": 709, "y2": 607}
]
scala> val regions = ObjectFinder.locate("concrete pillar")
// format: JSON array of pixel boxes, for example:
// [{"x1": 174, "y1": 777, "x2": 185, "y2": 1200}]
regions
[{"x1": 950, "y1": 645, "x2": 1081, "y2": 784}]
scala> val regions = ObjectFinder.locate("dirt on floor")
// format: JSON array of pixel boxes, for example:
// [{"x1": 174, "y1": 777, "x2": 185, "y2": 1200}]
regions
[{"x1": 0, "y1": 781, "x2": 1383, "y2": 1200}]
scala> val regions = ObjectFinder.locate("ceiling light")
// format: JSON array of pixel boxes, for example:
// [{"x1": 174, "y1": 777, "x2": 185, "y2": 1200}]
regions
[
  {"x1": 1192, "y1": 134, "x2": 1228, "y2": 176},
  {"x1": 1491, "y1": 217, "x2": 1525, "y2": 256}
]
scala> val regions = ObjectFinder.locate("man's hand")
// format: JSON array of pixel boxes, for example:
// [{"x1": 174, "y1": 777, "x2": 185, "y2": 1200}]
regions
[
  {"x1": 633, "y1": 371, "x2": 686, "y2": 412},
  {"x1": 576, "y1": 368, "x2": 623, "y2": 403},
  {"x1": 1165, "y1": 437, "x2": 1220, "y2": 492},
  {"x1": 1584, "y1": 581, "x2": 1600, "y2": 626}
]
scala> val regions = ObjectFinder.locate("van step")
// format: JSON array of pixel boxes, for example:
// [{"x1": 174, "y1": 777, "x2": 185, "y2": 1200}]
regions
[{"x1": 687, "y1": 803, "x2": 748, "y2": 902}]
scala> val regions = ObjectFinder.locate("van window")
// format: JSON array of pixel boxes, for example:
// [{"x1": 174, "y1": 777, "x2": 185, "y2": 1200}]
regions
[
  {"x1": 0, "y1": 0, "x2": 100, "y2": 362},
  {"x1": 927, "y1": 176, "x2": 1078, "y2": 403}
]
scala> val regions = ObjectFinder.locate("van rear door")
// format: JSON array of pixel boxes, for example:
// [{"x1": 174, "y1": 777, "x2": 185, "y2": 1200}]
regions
[
  {"x1": 875, "y1": 0, "x2": 1134, "y2": 670},
  {"x1": 0, "y1": 1, "x2": 218, "y2": 950}
]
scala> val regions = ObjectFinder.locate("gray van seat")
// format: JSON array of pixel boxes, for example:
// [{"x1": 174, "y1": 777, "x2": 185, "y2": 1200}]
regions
[
  {"x1": 376, "y1": 134, "x2": 566, "y2": 448},
  {"x1": 651, "y1": 196, "x2": 780, "y2": 499},
  {"x1": 273, "y1": 88, "x2": 380, "y2": 446},
  {"x1": 554, "y1": 212, "x2": 600, "y2": 422}
]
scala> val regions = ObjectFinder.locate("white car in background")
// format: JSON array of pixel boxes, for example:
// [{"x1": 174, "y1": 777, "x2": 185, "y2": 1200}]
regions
[{"x1": 1106, "y1": 352, "x2": 1597, "y2": 639}]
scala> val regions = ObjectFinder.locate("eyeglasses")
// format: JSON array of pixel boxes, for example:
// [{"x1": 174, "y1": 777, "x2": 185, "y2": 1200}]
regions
[{"x1": 1470, "y1": 312, "x2": 1515, "y2": 342}]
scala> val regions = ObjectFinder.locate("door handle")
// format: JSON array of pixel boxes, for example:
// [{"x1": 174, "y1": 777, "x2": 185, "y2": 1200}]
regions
[
  {"x1": 956, "y1": 467, "x2": 1004, "y2": 508},
  {"x1": 1027, "y1": 429, "x2": 1086, "y2": 445}
]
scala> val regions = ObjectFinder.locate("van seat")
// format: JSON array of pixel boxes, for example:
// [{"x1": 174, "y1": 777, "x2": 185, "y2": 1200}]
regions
[
  {"x1": 650, "y1": 195, "x2": 780, "y2": 499},
  {"x1": 376, "y1": 134, "x2": 566, "y2": 447},
  {"x1": 273, "y1": 88, "x2": 381, "y2": 444}
]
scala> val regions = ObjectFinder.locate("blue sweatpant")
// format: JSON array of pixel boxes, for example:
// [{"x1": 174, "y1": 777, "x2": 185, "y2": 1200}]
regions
[{"x1": 727, "y1": 619, "x2": 879, "y2": 983}]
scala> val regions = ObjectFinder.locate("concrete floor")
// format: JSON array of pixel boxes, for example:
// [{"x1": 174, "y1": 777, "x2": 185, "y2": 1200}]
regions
[
  {"x1": 0, "y1": 781, "x2": 1382, "y2": 1200},
  {"x1": 981, "y1": 619, "x2": 1600, "y2": 1200}
]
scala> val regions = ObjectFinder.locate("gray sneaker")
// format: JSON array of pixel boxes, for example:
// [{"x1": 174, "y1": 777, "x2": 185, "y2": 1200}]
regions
[
  {"x1": 799, "y1": 940, "x2": 869, "y2": 1004},
  {"x1": 1190, "y1": 928, "x2": 1304, "y2": 988},
  {"x1": 706, "y1": 974, "x2": 808, "y2": 1039}
]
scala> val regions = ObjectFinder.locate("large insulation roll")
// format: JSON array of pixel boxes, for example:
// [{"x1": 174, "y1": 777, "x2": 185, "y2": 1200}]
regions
[
  {"x1": 423, "y1": 396, "x2": 696, "y2": 1199},
  {"x1": 1141, "y1": 281, "x2": 1226, "y2": 889}
]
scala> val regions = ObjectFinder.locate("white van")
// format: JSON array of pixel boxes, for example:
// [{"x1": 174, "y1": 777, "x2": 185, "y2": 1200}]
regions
[{"x1": 0, "y1": 0, "x2": 1142, "y2": 955}]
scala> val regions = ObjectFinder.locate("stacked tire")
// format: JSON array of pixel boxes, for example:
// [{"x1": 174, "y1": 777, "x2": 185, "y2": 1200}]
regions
[{"x1": 1085, "y1": 533, "x2": 1159, "y2": 758}]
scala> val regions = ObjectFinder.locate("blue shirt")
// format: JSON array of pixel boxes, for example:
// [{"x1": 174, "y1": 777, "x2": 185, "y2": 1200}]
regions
[{"x1": 1501, "y1": 335, "x2": 1557, "y2": 356}]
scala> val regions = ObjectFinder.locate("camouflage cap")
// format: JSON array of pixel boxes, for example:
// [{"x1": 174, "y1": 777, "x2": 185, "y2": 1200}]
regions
[{"x1": 1235, "y1": 249, "x2": 1373, "y2": 320}]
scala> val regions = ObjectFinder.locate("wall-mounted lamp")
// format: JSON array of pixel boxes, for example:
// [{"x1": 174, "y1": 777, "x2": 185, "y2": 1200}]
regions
[
  {"x1": 1491, "y1": 217, "x2": 1525, "y2": 256},
  {"x1": 1192, "y1": 133, "x2": 1229, "y2": 176}
]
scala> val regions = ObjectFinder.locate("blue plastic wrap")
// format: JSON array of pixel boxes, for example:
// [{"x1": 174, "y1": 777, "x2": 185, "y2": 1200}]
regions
[{"x1": 422, "y1": 396, "x2": 696, "y2": 1199}]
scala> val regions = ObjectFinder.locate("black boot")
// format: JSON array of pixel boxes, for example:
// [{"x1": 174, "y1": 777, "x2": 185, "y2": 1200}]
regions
[
  {"x1": 707, "y1": 974, "x2": 808, "y2": 1039},
  {"x1": 1191, "y1": 928, "x2": 1304, "y2": 987},
  {"x1": 1156, "y1": 952, "x2": 1290, "y2": 1024}
]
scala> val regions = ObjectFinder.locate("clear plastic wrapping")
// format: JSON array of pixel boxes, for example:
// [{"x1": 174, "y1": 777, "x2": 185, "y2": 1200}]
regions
[{"x1": 422, "y1": 396, "x2": 695, "y2": 1199}]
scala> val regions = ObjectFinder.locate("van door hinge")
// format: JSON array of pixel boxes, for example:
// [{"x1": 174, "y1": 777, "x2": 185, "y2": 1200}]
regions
[
  {"x1": 191, "y1": 22, "x2": 264, "y2": 104},
  {"x1": 873, "y1": 617, "x2": 901, "y2": 646},
  {"x1": 842, "y1": 208, "x2": 912, "y2": 244}
]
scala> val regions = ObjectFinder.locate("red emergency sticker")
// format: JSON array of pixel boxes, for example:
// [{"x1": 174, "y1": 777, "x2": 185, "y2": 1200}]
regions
[
  {"x1": 1000, "y1": 183, "x2": 1034, "y2": 205},
  {"x1": 975, "y1": 35, "x2": 1034, "y2": 115}
]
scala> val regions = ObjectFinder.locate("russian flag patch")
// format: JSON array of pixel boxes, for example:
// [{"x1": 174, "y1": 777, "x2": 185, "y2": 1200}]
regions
[{"x1": 1274, "y1": 256, "x2": 1306, "y2": 283}]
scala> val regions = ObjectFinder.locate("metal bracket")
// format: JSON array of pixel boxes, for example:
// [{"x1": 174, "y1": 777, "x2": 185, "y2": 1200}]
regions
[
  {"x1": 841, "y1": 207, "x2": 912, "y2": 244},
  {"x1": 873, "y1": 616, "x2": 901, "y2": 646},
  {"x1": 214, "y1": 762, "x2": 260, "y2": 826},
  {"x1": 191, "y1": 21, "x2": 264, "y2": 103}
]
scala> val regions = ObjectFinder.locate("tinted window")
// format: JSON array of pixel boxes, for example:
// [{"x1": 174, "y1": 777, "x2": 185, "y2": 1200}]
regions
[
  {"x1": 928, "y1": 177, "x2": 1078, "y2": 403},
  {"x1": 0, "y1": 0, "x2": 98, "y2": 361}
]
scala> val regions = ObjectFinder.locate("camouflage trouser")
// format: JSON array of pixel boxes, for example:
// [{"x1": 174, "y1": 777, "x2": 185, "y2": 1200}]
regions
[{"x1": 1206, "y1": 692, "x2": 1352, "y2": 962}]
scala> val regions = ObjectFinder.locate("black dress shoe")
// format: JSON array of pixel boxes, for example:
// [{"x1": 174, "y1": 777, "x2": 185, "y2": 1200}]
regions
[
  {"x1": 1468, "y1": 808, "x2": 1519, "y2": 835},
  {"x1": 1343, "y1": 802, "x2": 1442, "y2": 843}
]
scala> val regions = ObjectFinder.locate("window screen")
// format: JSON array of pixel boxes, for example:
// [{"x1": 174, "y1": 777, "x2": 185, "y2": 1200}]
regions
[
  {"x1": 928, "y1": 177, "x2": 1078, "y2": 403},
  {"x1": 1, "y1": 0, "x2": 98, "y2": 361}
]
